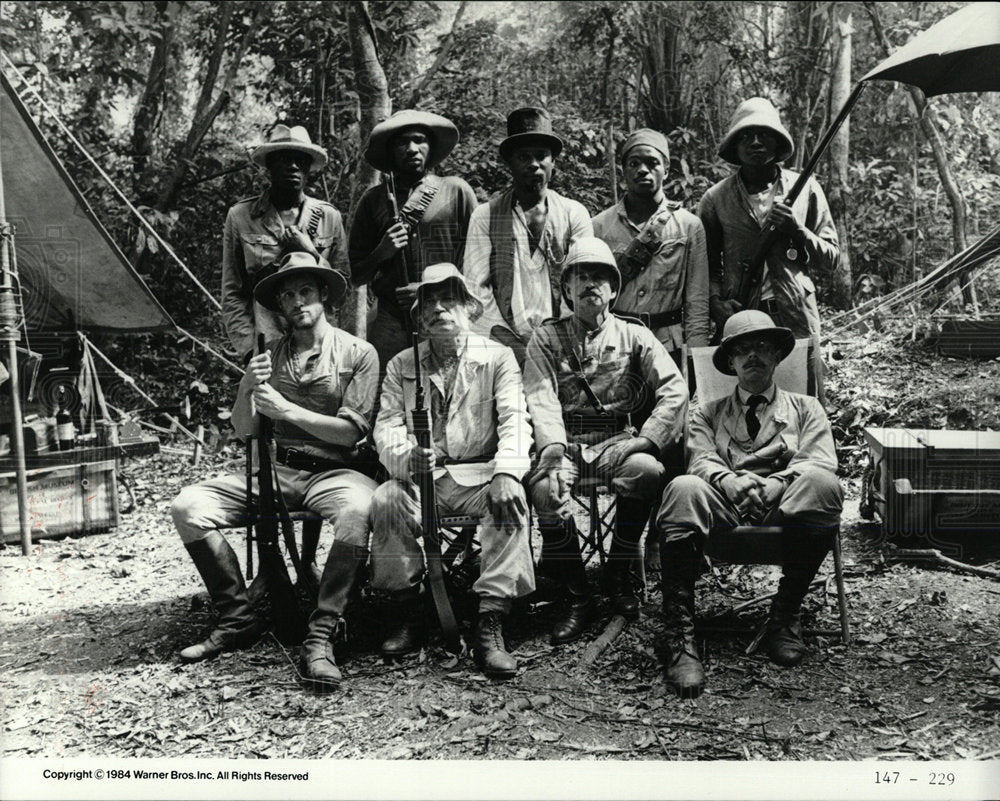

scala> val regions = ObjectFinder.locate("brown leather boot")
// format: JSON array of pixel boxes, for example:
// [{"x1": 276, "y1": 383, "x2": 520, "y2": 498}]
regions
[
  {"x1": 541, "y1": 520, "x2": 596, "y2": 644},
  {"x1": 473, "y1": 610, "x2": 517, "y2": 679},
  {"x1": 299, "y1": 540, "x2": 365, "y2": 691},
  {"x1": 659, "y1": 536, "x2": 705, "y2": 699},
  {"x1": 180, "y1": 533, "x2": 263, "y2": 663}
]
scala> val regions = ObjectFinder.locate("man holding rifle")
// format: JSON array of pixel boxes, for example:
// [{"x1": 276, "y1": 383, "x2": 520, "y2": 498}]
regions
[
  {"x1": 350, "y1": 110, "x2": 478, "y2": 368},
  {"x1": 370, "y1": 263, "x2": 535, "y2": 679},
  {"x1": 698, "y1": 98, "x2": 839, "y2": 401},
  {"x1": 171, "y1": 252, "x2": 379, "y2": 692}
]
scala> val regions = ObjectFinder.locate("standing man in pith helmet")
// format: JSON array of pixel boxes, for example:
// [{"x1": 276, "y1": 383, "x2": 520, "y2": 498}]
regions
[
  {"x1": 698, "y1": 98, "x2": 839, "y2": 402},
  {"x1": 350, "y1": 110, "x2": 478, "y2": 368},
  {"x1": 463, "y1": 107, "x2": 594, "y2": 365},
  {"x1": 222, "y1": 124, "x2": 350, "y2": 365}
]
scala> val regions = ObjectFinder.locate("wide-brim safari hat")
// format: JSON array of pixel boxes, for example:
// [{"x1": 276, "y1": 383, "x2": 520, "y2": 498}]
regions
[
  {"x1": 251, "y1": 124, "x2": 328, "y2": 172},
  {"x1": 409, "y1": 262, "x2": 484, "y2": 326},
  {"x1": 712, "y1": 309, "x2": 795, "y2": 375},
  {"x1": 364, "y1": 110, "x2": 460, "y2": 173},
  {"x1": 559, "y1": 237, "x2": 621, "y2": 309},
  {"x1": 253, "y1": 252, "x2": 349, "y2": 312},
  {"x1": 717, "y1": 97, "x2": 794, "y2": 166},
  {"x1": 499, "y1": 107, "x2": 563, "y2": 160}
]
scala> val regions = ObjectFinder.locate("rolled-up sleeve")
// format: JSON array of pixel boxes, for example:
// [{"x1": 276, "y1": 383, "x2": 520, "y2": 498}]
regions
[
  {"x1": 491, "y1": 347, "x2": 533, "y2": 480},
  {"x1": 336, "y1": 342, "x2": 379, "y2": 436},
  {"x1": 636, "y1": 327, "x2": 689, "y2": 451},
  {"x1": 374, "y1": 355, "x2": 416, "y2": 480},
  {"x1": 522, "y1": 328, "x2": 567, "y2": 452}
]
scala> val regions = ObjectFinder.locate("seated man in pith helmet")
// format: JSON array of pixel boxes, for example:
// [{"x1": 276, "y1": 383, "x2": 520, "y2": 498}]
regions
[
  {"x1": 655, "y1": 310, "x2": 842, "y2": 699},
  {"x1": 522, "y1": 237, "x2": 688, "y2": 644},
  {"x1": 172, "y1": 252, "x2": 378, "y2": 693},
  {"x1": 369, "y1": 263, "x2": 535, "y2": 679}
]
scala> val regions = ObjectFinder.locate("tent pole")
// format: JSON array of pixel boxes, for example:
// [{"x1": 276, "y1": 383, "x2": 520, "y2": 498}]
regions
[{"x1": 0, "y1": 143, "x2": 32, "y2": 556}]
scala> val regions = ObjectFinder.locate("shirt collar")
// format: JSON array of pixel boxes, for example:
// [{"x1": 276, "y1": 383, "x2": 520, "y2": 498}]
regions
[
  {"x1": 615, "y1": 195, "x2": 670, "y2": 230},
  {"x1": 736, "y1": 383, "x2": 776, "y2": 406},
  {"x1": 571, "y1": 312, "x2": 614, "y2": 339}
]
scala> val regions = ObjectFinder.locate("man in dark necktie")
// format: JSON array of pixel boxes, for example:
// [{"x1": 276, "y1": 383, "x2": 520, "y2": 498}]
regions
[{"x1": 653, "y1": 310, "x2": 842, "y2": 698}]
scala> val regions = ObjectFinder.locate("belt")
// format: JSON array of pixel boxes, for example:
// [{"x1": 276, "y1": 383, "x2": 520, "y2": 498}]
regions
[
  {"x1": 275, "y1": 446, "x2": 348, "y2": 473},
  {"x1": 621, "y1": 308, "x2": 683, "y2": 329},
  {"x1": 758, "y1": 298, "x2": 779, "y2": 317}
]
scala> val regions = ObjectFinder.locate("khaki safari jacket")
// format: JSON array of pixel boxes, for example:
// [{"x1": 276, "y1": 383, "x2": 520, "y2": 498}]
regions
[
  {"x1": 221, "y1": 192, "x2": 349, "y2": 360},
  {"x1": 374, "y1": 334, "x2": 533, "y2": 487}
]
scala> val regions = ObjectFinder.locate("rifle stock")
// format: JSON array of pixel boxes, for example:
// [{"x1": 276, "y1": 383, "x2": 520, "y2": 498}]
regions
[{"x1": 386, "y1": 173, "x2": 462, "y2": 655}]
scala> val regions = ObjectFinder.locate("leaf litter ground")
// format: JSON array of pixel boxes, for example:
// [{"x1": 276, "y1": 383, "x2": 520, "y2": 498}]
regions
[{"x1": 2, "y1": 332, "x2": 999, "y2": 761}]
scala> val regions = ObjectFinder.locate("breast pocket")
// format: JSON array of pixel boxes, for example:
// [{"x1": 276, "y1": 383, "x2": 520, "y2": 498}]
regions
[
  {"x1": 652, "y1": 237, "x2": 688, "y2": 296},
  {"x1": 241, "y1": 233, "x2": 281, "y2": 270}
]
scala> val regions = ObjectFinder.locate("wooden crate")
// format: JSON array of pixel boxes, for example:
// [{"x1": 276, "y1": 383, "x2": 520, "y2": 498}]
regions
[
  {"x1": 863, "y1": 428, "x2": 1000, "y2": 550},
  {"x1": 0, "y1": 458, "x2": 119, "y2": 543}
]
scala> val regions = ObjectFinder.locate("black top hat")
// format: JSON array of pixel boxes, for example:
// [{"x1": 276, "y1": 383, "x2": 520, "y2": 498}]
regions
[{"x1": 499, "y1": 107, "x2": 563, "y2": 160}]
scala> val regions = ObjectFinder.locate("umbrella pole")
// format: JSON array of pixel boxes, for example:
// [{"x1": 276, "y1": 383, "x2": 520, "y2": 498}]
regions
[{"x1": 0, "y1": 144, "x2": 32, "y2": 555}]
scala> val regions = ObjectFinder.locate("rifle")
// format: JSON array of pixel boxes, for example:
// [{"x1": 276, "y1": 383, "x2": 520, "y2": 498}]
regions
[
  {"x1": 730, "y1": 83, "x2": 866, "y2": 315},
  {"x1": 385, "y1": 174, "x2": 462, "y2": 655},
  {"x1": 251, "y1": 333, "x2": 308, "y2": 646}
]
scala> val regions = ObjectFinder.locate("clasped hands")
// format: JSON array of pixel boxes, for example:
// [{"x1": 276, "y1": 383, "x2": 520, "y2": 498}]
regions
[
  {"x1": 719, "y1": 472, "x2": 784, "y2": 521},
  {"x1": 244, "y1": 352, "x2": 295, "y2": 420}
]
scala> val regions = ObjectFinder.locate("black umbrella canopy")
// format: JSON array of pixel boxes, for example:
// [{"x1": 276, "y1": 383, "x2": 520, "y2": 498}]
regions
[{"x1": 861, "y1": 2, "x2": 1000, "y2": 95}]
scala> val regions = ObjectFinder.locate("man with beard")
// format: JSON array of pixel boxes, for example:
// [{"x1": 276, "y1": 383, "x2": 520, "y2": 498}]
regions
[
  {"x1": 463, "y1": 107, "x2": 593, "y2": 365},
  {"x1": 370, "y1": 264, "x2": 535, "y2": 679},
  {"x1": 222, "y1": 125, "x2": 349, "y2": 365},
  {"x1": 523, "y1": 238, "x2": 688, "y2": 643},
  {"x1": 654, "y1": 310, "x2": 842, "y2": 698},
  {"x1": 698, "y1": 98, "x2": 839, "y2": 402},
  {"x1": 172, "y1": 253, "x2": 379, "y2": 692},
  {"x1": 592, "y1": 128, "x2": 710, "y2": 359},
  {"x1": 350, "y1": 110, "x2": 478, "y2": 368}
]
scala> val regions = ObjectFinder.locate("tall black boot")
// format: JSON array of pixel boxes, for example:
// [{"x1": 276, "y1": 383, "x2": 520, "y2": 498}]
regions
[
  {"x1": 540, "y1": 519, "x2": 596, "y2": 645},
  {"x1": 180, "y1": 532, "x2": 262, "y2": 663},
  {"x1": 606, "y1": 496, "x2": 653, "y2": 619},
  {"x1": 380, "y1": 587, "x2": 427, "y2": 658},
  {"x1": 764, "y1": 529, "x2": 834, "y2": 667},
  {"x1": 299, "y1": 540, "x2": 367, "y2": 692},
  {"x1": 297, "y1": 520, "x2": 324, "y2": 594},
  {"x1": 659, "y1": 535, "x2": 705, "y2": 699}
]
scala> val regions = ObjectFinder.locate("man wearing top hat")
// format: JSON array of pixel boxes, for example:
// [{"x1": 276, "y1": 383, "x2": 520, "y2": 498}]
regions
[
  {"x1": 350, "y1": 110, "x2": 478, "y2": 368},
  {"x1": 172, "y1": 252, "x2": 379, "y2": 692},
  {"x1": 463, "y1": 107, "x2": 594, "y2": 365},
  {"x1": 654, "y1": 310, "x2": 843, "y2": 699},
  {"x1": 370, "y1": 263, "x2": 534, "y2": 679},
  {"x1": 592, "y1": 128, "x2": 711, "y2": 359},
  {"x1": 698, "y1": 98, "x2": 839, "y2": 402},
  {"x1": 222, "y1": 125, "x2": 350, "y2": 364},
  {"x1": 522, "y1": 237, "x2": 688, "y2": 644}
]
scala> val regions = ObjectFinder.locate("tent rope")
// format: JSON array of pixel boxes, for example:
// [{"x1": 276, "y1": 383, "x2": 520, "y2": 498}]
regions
[{"x1": 3, "y1": 56, "x2": 221, "y2": 312}]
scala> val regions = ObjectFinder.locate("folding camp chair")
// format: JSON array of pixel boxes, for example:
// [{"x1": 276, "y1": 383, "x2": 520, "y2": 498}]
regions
[{"x1": 686, "y1": 339, "x2": 850, "y2": 648}]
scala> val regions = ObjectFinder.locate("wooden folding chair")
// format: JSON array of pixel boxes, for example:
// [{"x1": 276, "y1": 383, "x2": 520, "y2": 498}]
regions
[{"x1": 686, "y1": 339, "x2": 850, "y2": 647}]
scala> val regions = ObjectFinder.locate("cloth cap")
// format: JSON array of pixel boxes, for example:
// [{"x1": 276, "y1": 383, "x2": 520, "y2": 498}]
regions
[
  {"x1": 712, "y1": 309, "x2": 796, "y2": 375},
  {"x1": 409, "y1": 262, "x2": 484, "y2": 325},
  {"x1": 717, "y1": 97, "x2": 794, "y2": 165},
  {"x1": 364, "y1": 109, "x2": 460, "y2": 173},
  {"x1": 560, "y1": 237, "x2": 621, "y2": 310},
  {"x1": 499, "y1": 107, "x2": 563, "y2": 160},
  {"x1": 251, "y1": 124, "x2": 328, "y2": 172},
  {"x1": 621, "y1": 128, "x2": 670, "y2": 165},
  {"x1": 253, "y1": 251, "x2": 349, "y2": 312}
]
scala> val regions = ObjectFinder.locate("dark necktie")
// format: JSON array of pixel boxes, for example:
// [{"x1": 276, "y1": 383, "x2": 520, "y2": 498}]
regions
[{"x1": 746, "y1": 394, "x2": 767, "y2": 441}]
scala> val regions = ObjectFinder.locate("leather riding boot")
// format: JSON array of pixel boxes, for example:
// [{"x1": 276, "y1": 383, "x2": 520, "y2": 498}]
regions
[
  {"x1": 299, "y1": 540, "x2": 366, "y2": 691},
  {"x1": 380, "y1": 590, "x2": 427, "y2": 658},
  {"x1": 180, "y1": 532, "x2": 262, "y2": 663},
  {"x1": 541, "y1": 520, "x2": 596, "y2": 645},
  {"x1": 473, "y1": 610, "x2": 517, "y2": 679},
  {"x1": 606, "y1": 496, "x2": 653, "y2": 619},
  {"x1": 765, "y1": 531, "x2": 833, "y2": 667},
  {"x1": 659, "y1": 535, "x2": 705, "y2": 699},
  {"x1": 297, "y1": 522, "x2": 324, "y2": 594}
]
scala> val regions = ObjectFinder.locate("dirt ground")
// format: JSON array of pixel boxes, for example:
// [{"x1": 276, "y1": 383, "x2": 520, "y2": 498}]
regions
[{"x1": 2, "y1": 452, "x2": 998, "y2": 762}]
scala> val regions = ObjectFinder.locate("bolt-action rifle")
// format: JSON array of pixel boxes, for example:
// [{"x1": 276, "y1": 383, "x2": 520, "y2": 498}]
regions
[{"x1": 386, "y1": 173, "x2": 462, "y2": 655}]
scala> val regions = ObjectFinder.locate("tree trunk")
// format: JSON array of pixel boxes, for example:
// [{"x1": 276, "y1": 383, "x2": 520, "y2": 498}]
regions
[
  {"x1": 865, "y1": 3, "x2": 972, "y2": 305},
  {"x1": 345, "y1": 0, "x2": 391, "y2": 338},
  {"x1": 131, "y1": 0, "x2": 175, "y2": 196},
  {"x1": 826, "y1": 5, "x2": 853, "y2": 310},
  {"x1": 599, "y1": 6, "x2": 618, "y2": 113},
  {"x1": 637, "y1": 5, "x2": 684, "y2": 133}
]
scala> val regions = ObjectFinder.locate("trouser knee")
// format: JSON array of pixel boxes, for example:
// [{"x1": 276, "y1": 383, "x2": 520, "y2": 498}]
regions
[{"x1": 614, "y1": 453, "x2": 666, "y2": 501}]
